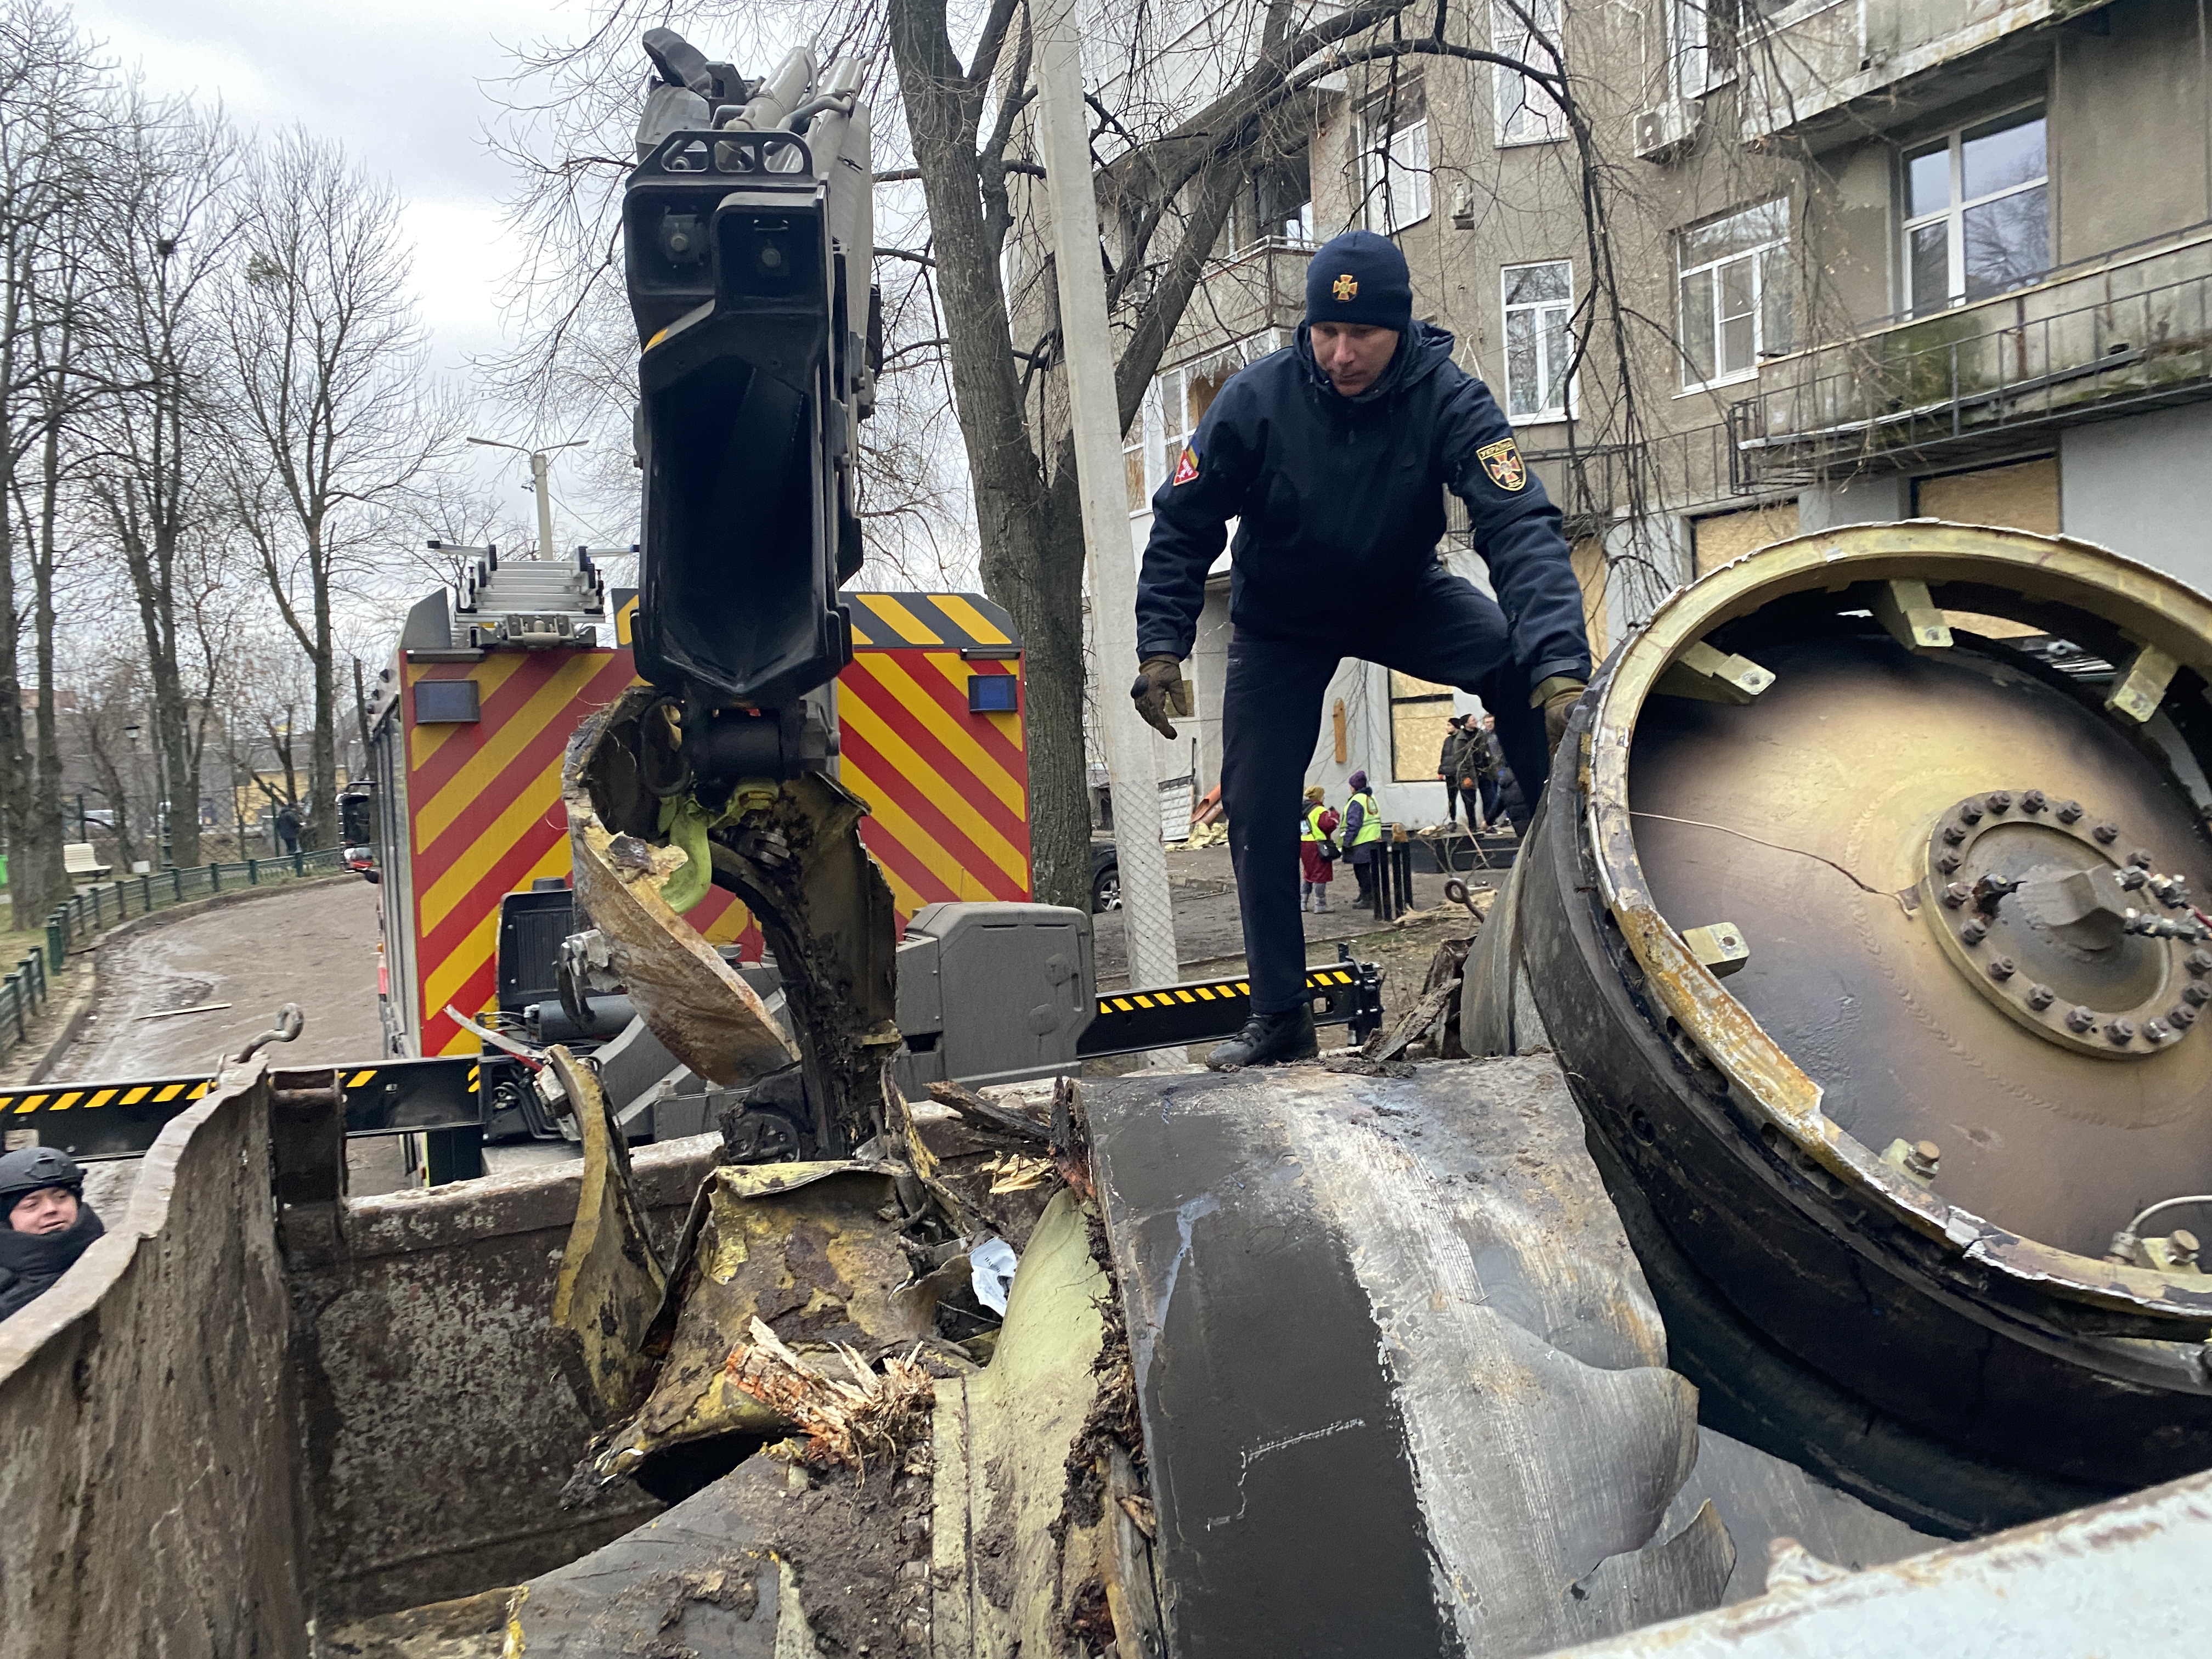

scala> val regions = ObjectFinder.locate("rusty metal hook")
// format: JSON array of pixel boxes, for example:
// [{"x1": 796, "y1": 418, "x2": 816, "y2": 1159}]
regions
[{"x1": 232, "y1": 1003, "x2": 304, "y2": 1063}]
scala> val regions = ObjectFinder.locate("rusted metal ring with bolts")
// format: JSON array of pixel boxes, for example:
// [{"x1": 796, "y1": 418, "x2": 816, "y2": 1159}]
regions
[{"x1": 1920, "y1": 791, "x2": 2197, "y2": 1058}]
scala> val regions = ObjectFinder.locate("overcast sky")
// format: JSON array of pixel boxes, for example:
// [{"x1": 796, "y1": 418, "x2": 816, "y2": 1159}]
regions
[
  {"x1": 65, "y1": 0, "x2": 967, "y2": 578},
  {"x1": 74, "y1": 0, "x2": 568, "y2": 374}
]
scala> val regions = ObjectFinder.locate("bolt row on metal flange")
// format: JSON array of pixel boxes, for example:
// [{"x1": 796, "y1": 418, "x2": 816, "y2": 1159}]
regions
[{"x1": 1928, "y1": 788, "x2": 2208, "y2": 1054}]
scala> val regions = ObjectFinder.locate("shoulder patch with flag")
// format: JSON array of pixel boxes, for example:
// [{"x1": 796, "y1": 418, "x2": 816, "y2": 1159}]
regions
[
  {"x1": 1171, "y1": 444, "x2": 1200, "y2": 485},
  {"x1": 1477, "y1": 437, "x2": 1527, "y2": 492}
]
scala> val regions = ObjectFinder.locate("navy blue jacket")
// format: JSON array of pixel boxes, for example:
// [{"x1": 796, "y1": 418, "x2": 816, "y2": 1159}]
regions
[{"x1": 1134, "y1": 323, "x2": 1590, "y2": 689}]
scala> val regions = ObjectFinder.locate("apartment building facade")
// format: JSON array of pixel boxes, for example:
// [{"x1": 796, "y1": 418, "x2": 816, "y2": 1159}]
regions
[{"x1": 1080, "y1": 0, "x2": 2212, "y2": 828}]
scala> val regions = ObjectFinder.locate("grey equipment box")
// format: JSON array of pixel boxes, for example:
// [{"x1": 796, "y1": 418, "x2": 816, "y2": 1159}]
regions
[{"x1": 890, "y1": 901, "x2": 1096, "y2": 1096}]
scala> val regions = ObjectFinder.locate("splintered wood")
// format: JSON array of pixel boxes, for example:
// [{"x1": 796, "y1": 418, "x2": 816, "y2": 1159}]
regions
[{"x1": 724, "y1": 1317, "x2": 937, "y2": 1475}]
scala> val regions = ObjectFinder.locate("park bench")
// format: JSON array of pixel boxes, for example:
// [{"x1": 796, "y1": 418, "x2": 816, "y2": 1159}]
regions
[{"x1": 63, "y1": 842, "x2": 111, "y2": 884}]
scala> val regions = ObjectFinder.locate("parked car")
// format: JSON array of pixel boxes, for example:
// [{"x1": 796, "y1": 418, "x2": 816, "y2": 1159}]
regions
[{"x1": 1091, "y1": 839, "x2": 1119, "y2": 913}]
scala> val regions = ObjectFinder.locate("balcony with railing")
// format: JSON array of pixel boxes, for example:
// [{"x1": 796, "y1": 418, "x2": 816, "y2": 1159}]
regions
[
  {"x1": 1737, "y1": 0, "x2": 2097, "y2": 142},
  {"x1": 1729, "y1": 225, "x2": 2212, "y2": 487}
]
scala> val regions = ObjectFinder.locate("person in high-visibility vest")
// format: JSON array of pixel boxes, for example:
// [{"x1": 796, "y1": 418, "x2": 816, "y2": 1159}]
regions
[
  {"x1": 1299, "y1": 785, "x2": 1340, "y2": 912},
  {"x1": 1341, "y1": 772, "x2": 1384, "y2": 905},
  {"x1": 1127, "y1": 230, "x2": 1589, "y2": 1069}
]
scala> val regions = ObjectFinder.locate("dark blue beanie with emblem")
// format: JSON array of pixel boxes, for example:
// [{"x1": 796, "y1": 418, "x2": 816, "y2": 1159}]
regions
[{"x1": 1305, "y1": 230, "x2": 1414, "y2": 331}]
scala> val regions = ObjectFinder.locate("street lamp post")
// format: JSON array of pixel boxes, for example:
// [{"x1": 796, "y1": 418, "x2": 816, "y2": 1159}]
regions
[{"x1": 467, "y1": 436, "x2": 588, "y2": 560}]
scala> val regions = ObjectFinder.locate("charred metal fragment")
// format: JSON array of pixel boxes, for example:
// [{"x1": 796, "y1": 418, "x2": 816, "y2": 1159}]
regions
[
  {"x1": 549, "y1": 1047, "x2": 668, "y2": 1426},
  {"x1": 565, "y1": 685, "x2": 896, "y2": 1154}
]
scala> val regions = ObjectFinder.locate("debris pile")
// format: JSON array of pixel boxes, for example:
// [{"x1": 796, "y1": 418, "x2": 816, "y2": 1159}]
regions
[
  {"x1": 556, "y1": 1065, "x2": 1092, "y2": 1504},
  {"x1": 1360, "y1": 933, "x2": 1476, "y2": 1065}
]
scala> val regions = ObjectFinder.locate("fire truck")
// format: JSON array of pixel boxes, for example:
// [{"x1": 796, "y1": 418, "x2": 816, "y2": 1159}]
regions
[{"x1": 358, "y1": 549, "x2": 1033, "y2": 1061}]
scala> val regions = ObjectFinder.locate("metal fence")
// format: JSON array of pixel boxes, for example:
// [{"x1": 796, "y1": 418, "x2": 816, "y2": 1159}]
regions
[
  {"x1": 0, "y1": 848, "x2": 351, "y2": 1065},
  {"x1": 1730, "y1": 234, "x2": 2212, "y2": 487}
]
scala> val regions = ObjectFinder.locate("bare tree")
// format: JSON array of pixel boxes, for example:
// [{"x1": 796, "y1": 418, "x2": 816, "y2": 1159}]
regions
[
  {"x1": 222, "y1": 129, "x2": 448, "y2": 849},
  {"x1": 83, "y1": 93, "x2": 243, "y2": 873},
  {"x1": 66, "y1": 641, "x2": 151, "y2": 874},
  {"x1": 216, "y1": 629, "x2": 315, "y2": 842},
  {"x1": 0, "y1": 0, "x2": 103, "y2": 919},
  {"x1": 394, "y1": 464, "x2": 533, "y2": 594}
]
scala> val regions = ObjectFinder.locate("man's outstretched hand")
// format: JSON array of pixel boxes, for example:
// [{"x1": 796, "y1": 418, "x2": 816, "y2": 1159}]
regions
[
  {"x1": 1132, "y1": 654, "x2": 1193, "y2": 740},
  {"x1": 1533, "y1": 675, "x2": 1587, "y2": 751}
]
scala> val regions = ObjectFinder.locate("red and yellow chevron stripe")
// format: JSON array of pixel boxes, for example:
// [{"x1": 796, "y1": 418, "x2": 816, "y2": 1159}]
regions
[
  {"x1": 399, "y1": 592, "x2": 1025, "y2": 1057},
  {"x1": 839, "y1": 665, "x2": 1029, "y2": 915}
]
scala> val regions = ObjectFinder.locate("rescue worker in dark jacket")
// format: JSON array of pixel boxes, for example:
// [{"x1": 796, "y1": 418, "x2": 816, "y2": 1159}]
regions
[
  {"x1": 0, "y1": 1146, "x2": 104, "y2": 1322},
  {"x1": 1438, "y1": 714, "x2": 1477, "y2": 827},
  {"x1": 1131, "y1": 230, "x2": 1590, "y2": 1066},
  {"x1": 1341, "y1": 771, "x2": 1384, "y2": 905}
]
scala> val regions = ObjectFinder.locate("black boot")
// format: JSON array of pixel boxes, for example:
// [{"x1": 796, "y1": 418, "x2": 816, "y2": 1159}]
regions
[{"x1": 1206, "y1": 1003, "x2": 1319, "y2": 1069}]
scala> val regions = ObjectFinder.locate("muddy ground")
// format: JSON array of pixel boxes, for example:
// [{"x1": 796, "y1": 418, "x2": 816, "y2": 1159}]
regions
[
  {"x1": 1090, "y1": 833, "x2": 1509, "y2": 986},
  {"x1": 58, "y1": 878, "x2": 423, "y2": 1204}
]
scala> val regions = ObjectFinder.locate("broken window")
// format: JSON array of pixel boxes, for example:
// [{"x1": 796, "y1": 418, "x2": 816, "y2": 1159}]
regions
[
  {"x1": 1230, "y1": 155, "x2": 1315, "y2": 252},
  {"x1": 1133, "y1": 334, "x2": 1284, "y2": 515},
  {"x1": 1390, "y1": 670, "x2": 1458, "y2": 783}
]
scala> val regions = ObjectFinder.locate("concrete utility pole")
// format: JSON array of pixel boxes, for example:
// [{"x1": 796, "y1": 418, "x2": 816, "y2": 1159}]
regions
[
  {"x1": 1032, "y1": 0, "x2": 1183, "y2": 1003},
  {"x1": 467, "y1": 436, "x2": 588, "y2": 559}
]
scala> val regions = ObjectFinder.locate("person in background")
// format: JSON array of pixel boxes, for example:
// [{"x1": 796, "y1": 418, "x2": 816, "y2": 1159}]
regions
[
  {"x1": 1437, "y1": 714, "x2": 1474, "y2": 828},
  {"x1": 274, "y1": 802, "x2": 302, "y2": 856},
  {"x1": 0, "y1": 1147, "x2": 104, "y2": 1322},
  {"x1": 1299, "y1": 785, "x2": 1340, "y2": 912},
  {"x1": 1484, "y1": 715, "x2": 1532, "y2": 836},
  {"x1": 1470, "y1": 713, "x2": 1502, "y2": 831},
  {"x1": 1341, "y1": 770, "x2": 1383, "y2": 905}
]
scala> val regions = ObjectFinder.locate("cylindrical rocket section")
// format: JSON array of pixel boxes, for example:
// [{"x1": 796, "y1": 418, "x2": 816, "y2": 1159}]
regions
[{"x1": 1469, "y1": 522, "x2": 2212, "y2": 1537}]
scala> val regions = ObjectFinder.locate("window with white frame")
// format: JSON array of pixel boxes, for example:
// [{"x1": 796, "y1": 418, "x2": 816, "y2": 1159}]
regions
[
  {"x1": 1356, "y1": 76, "x2": 1430, "y2": 234},
  {"x1": 1903, "y1": 106, "x2": 2048, "y2": 316},
  {"x1": 1677, "y1": 200, "x2": 1791, "y2": 388},
  {"x1": 1493, "y1": 0, "x2": 1567, "y2": 145},
  {"x1": 1502, "y1": 261, "x2": 1573, "y2": 421},
  {"x1": 1668, "y1": 0, "x2": 1725, "y2": 98}
]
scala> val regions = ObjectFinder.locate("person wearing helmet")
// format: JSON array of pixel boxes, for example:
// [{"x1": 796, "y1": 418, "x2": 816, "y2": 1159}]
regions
[{"x1": 0, "y1": 1146, "x2": 105, "y2": 1322}]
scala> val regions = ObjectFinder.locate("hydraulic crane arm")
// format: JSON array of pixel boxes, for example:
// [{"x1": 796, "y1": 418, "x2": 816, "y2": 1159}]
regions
[{"x1": 562, "y1": 31, "x2": 895, "y2": 1153}]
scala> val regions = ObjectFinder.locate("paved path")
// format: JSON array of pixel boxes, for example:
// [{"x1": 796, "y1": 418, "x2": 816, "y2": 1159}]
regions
[
  {"x1": 54, "y1": 879, "x2": 416, "y2": 1201},
  {"x1": 59, "y1": 879, "x2": 386, "y2": 1080}
]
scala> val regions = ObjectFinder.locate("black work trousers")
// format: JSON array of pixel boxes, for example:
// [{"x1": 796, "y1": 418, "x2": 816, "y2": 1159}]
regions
[
  {"x1": 1222, "y1": 566, "x2": 1553, "y2": 1014},
  {"x1": 1443, "y1": 781, "x2": 1474, "y2": 823}
]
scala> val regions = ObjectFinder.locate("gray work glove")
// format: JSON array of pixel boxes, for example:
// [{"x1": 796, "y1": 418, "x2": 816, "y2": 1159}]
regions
[{"x1": 1132, "y1": 654, "x2": 1192, "y2": 740}]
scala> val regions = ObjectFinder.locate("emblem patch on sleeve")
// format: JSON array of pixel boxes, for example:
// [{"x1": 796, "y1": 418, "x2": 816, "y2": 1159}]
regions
[
  {"x1": 1171, "y1": 444, "x2": 1200, "y2": 485},
  {"x1": 1477, "y1": 437, "x2": 1528, "y2": 492}
]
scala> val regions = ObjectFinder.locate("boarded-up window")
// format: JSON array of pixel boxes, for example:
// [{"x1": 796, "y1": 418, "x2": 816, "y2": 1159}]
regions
[
  {"x1": 1918, "y1": 459, "x2": 2059, "y2": 637},
  {"x1": 1571, "y1": 537, "x2": 1609, "y2": 662},
  {"x1": 1914, "y1": 457, "x2": 2058, "y2": 535},
  {"x1": 1390, "y1": 670, "x2": 1457, "y2": 783},
  {"x1": 1691, "y1": 501, "x2": 1799, "y2": 577}
]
